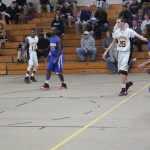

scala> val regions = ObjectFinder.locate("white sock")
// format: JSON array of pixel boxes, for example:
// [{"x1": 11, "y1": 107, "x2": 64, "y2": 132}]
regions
[
  {"x1": 31, "y1": 73, "x2": 34, "y2": 77},
  {"x1": 122, "y1": 84, "x2": 126, "y2": 89},
  {"x1": 45, "y1": 80, "x2": 49, "y2": 84},
  {"x1": 26, "y1": 74, "x2": 29, "y2": 77}
]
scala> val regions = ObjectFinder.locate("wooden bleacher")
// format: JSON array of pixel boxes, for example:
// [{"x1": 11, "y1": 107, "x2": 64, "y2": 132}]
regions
[{"x1": 0, "y1": 4, "x2": 149, "y2": 75}]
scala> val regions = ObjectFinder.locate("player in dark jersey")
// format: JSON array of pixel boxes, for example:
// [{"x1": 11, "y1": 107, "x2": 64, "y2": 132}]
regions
[
  {"x1": 138, "y1": 24, "x2": 150, "y2": 73},
  {"x1": 40, "y1": 27, "x2": 67, "y2": 90}
]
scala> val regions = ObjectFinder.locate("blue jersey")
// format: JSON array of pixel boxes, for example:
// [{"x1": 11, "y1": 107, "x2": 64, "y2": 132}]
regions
[
  {"x1": 148, "y1": 41, "x2": 150, "y2": 56},
  {"x1": 47, "y1": 35, "x2": 64, "y2": 73},
  {"x1": 49, "y1": 35, "x2": 60, "y2": 57}
]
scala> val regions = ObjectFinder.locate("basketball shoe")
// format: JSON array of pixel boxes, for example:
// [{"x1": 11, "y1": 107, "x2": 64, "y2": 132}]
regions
[
  {"x1": 119, "y1": 88, "x2": 127, "y2": 96},
  {"x1": 30, "y1": 76, "x2": 37, "y2": 82},
  {"x1": 24, "y1": 77, "x2": 31, "y2": 84},
  {"x1": 40, "y1": 83, "x2": 50, "y2": 90},
  {"x1": 59, "y1": 83, "x2": 67, "y2": 90}
]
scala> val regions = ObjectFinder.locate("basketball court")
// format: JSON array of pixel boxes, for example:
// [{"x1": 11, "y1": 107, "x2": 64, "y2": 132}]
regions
[{"x1": 0, "y1": 73, "x2": 150, "y2": 150}]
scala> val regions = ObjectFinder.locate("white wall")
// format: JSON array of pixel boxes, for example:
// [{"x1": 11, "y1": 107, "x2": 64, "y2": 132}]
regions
[{"x1": 4, "y1": 0, "x2": 122, "y2": 7}]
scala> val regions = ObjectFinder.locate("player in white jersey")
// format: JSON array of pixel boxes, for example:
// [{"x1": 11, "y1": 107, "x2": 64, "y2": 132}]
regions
[
  {"x1": 24, "y1": 28, "x2": 39, "y2": 84},
  {"x1": 103, "y1": 18, "x2": 147, "y2": 96}
]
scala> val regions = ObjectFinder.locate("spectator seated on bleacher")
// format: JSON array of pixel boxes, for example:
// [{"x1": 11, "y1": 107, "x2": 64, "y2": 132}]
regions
[
  {"x1": 141, "y1": 11, "x2": 150, "y2": 32},
  {"x1": 0, "y1": 0, "x2": 7, "y2": 20},
  {"x1": 51, "y1": 13, "x2": 65, "y2": 36},
  {"x1": 129, "y1": 0, "x2": 140, "y2": 17},
  {"x1": 22, "y1": 2, "x2": 36, "y2": 24},
  {"x1": 75, "y1": 5, "x2": 94, "y2": 34},
  {"x1": 36, "y1": 32, "x2": 50, "y2": 62},
  {"x1": 68, "y1": 0, "x2": 77, "y2": 11},
  {"x1": 96, "y1": 0, "x2": 109, "y2": 11},
  {"x1": 60, "y1": 1, "x2": 74, "y2": 27},
  {"x1": 105, "y1": 44, "x2": 118, "y2": 74},
  {"x1": 118, "y1": 4, "x2": 133, "y2": 27},
  {"x1": 38, "y1": 0, "x2": 53, "y2": 13},
  {"x1": 142, "y1": 2, "x2": 150, "y2": 15},
  {"x1": 103, "y1": 31, "x2": 113, "y2": 59},
  {"x1": 17, "y1": 35, "x2": 26, "y2": 64},
  {"x1": 54, "y1": 0, "x2": 65, "y2": 12},
  {"x1": 76, "y1": 31, "x2": 97, "y2": 62},
  {"x1": 4, "y1": 1, "x2": 20, "y2": 25},
  {"x1": 16, "y1": 0, "x2": 28, "y2": 15},
  {"x1": 94, "y1": 6, "x2": 109, "y2": 32},
  {"x1": 134, "y1": 8, "x2": 144, "y2": 27},
  {"x1": 0, "y1": 23, "x2": 8, "y2": 49},
  {"x1": 131, "y1": 19, "x2": 143, "y2": 52},
  {"x1": 87, "y1": 17, "x2": 101, "y2": 39}
]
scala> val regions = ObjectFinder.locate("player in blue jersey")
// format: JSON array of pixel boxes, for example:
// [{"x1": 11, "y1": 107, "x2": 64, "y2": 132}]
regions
[
  {"x1": 40, "y1": 27, "x2": 67, "y2": 90},
  {"x1": 138, "y1": 24, "x2": 150, "y2": 73}
]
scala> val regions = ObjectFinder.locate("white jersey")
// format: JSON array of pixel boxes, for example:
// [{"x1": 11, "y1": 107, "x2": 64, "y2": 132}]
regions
[
  {"x1": 113, "y1": 28, "x2": 136, "y2": 52},
  {"x1": 27, "y1": 36, "x2": 38, "y2": 52}
]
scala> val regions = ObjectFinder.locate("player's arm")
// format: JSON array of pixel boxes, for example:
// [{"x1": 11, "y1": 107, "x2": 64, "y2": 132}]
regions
[
  {"x1": 134, "y1": 32, "x2": 148, "y2": 42},
  {"x1": 138, "y1": 60, "x2": 150, "y2": 69},
  {"x1": 103, "y1": 38, "x2": 117, "y2": 59},
  {"x1": 53, "y1": 40, "x2": 62, "y2": 64}
]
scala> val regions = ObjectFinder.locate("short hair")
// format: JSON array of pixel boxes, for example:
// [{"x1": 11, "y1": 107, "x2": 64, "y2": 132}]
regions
[
  {"x1": 118, "y1": 17, "x2": 126, "y2": 23},
  {"x1": 30, "y1": 28, "x2": 36, "y2": 32},
  {"x1": 12, "y1": 1, "x2": 16, "y2": 4},
  {"x1": 132, "y1": 19, "x2": 138, "y2": 22},
  {"x1": 28, "y1": 2, "x2": 33, "y2": 7}
]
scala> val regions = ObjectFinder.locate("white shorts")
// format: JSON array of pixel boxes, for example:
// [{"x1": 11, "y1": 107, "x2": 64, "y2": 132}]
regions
[
  {"x1": 28, "y1": 51, "x2": 38, "y2": 67},
  {"x1": 118, "y1": 51, "x2": 130, "y2": 72}
]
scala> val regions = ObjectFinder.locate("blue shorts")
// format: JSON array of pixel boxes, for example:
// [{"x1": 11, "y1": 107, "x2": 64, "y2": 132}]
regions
[{"x1": 47, "y1": 54, "x2": 64, "y2": 73}]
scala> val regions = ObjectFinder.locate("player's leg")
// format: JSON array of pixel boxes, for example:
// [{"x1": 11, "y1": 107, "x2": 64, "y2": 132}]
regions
[
  {"x1": 57, "y1": 73, "x2": 67, "y2": 90},
  {"x1": 30, "y1": 52, "x2": 38, "y2": 82},
  {"x1": 40, "y1": 71, "x2": 51, "y2": 89},
  {"x1": 40, "y1": 58, "x2": 53, "y2": 89},
  {"x1": 118, "y1": 51, "x2": 133, "y2": 96},
  {"x1": 24, "y1": 52, "x2": 33, "y2": 83},
  {"x1": 56, "y1": 55, "x2": 67, "y2": 90}
]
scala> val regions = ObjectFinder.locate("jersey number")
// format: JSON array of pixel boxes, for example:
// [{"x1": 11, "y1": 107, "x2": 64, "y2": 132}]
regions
[
  {"x1": 119, "y1": 41, "x2": 126, "y2": 47},
  {"x1": 32, "y1": 46, "x2": 36, "y2": 51}
]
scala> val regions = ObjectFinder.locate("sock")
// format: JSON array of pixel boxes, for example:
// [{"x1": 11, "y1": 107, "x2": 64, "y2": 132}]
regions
[
  {"x1": 26, "y1": 74, "x2": 29, "y2": 77},
  {"x1": 121, "y1": 84, "x2": 126, "y2": 89},
  {"x1": 31, "y1": 73, "x2": 34, "y2": 77},
  {"x1": 45, "y1": 80, "x2": 49, "y2": 84}
]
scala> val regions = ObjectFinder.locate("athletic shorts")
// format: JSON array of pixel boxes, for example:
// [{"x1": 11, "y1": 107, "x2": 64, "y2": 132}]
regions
[
  {"x1": 28, "y1": 51, "x2": 38, "y2": 67},
  {"x1": 118, "y1": 51, "x2": 131, "y2": 72},
  {"x1": 47, "y1": 54, "x2": 64, "y2": 73}
]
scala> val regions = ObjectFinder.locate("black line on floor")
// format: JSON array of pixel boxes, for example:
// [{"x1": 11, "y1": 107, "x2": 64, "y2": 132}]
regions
[
  {"x1": 16, "y1": 102, "x2": 29, "y2": 107},
  {"x1": 9, "y1": 122, "x2": 33, "y2": 125},
  {"x1": 83, "y1": 111, "x2": 93, "y2": 114},
  {"x1": 52, "y1": 117, "x2": 71, "y2": 121}
]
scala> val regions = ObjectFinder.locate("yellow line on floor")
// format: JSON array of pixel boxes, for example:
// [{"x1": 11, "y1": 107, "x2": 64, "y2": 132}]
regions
[{"x1": 51, "y1": 83, "x2": 149, "y2": 150}]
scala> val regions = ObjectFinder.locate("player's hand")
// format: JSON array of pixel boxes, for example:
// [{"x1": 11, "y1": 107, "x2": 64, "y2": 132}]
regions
[
  {"x1": 53, "y1": 60, "x2": 57, "y2": 65},
  {"x1": 46, "y1": 57, "x2": 50, "y2": 62},
  {"x1": 110, "y1": 57, "x2": 115, "y2": 63},
  {"x1": 103, "y1": 52, "x2": 107, "y2": 59},
  {"x1": 138, "y1": 64, "x2": 145, "y2": 69}
]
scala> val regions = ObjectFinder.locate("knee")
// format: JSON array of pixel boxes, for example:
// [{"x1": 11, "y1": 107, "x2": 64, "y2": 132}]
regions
[
  {"x1": 119, "y1": 70, "x2": 128, "y2": 76},
  {"x1": 33, "y1": 64, "x2": 38, "y2": 71}
]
